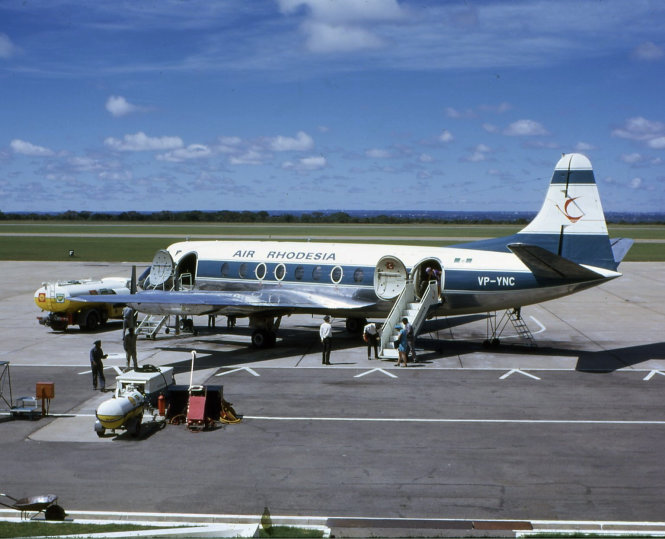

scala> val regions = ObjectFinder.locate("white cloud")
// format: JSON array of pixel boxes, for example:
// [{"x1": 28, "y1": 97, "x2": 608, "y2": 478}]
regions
[
  {"x1": 0, "y1": 33, "x2": 18, "y2": 59},
  {"x1": 278, "y1": 0, "x2": 404, "y2": 53},
  {"x1": 269, "y1": 131, "x2": 314, "y2": 151},
  {"x1": 438, "y1": 130, "x2": 454, "y2": 143},
  {"x1": 365, "y1": 148, "x2": 391, "y2": 159},
  {"x1": 282, "y1": 155, "x2": 327, "y2": 171},
  {"x1": 612, "y1": 116, "x2": 664, "y2": 141},
  {"x1": 303, "y1": 21, "x2": 383, "y2": 53},
  {"x1": 106, "y1": 95, "x2": 141, "y2": 117},
  {"x1": 621, "y1": 153, "x2": 643, "y2": 164},
  {"x1": 10, "y1": 139, "x2": 54, "y2": 157},
  {"x1": 230, "y1": 149, "x2": 266, "y2": 165},
  {"x1": 482, "y1": 123, "x2": 499, "y2": 133},
  {"x1": 575, "y1": 142, "x2": 596, "y2": 151},
  {"x1": 445, "y1": 107, "x2": 475, "y2": 119},
  {"x1": 630, "y1": 177, "x2": 643, "y2": 189},
  {"x1": 104, "y1": 132, "x2": 183, "y2": 151},
  {"x1": 464, "y1": 143, "x2": 492, "y2": 162},
  {"x1": 647, "y1": 136, "x2": 665, "y2": 149},
  {"x1": 419, "y1": 153, "x2": 434, "y2": 163},
  {"x1": 633, "y1": 41, "x2": 664, "y2": 61},
  {"x1": 157, "y1": 144, "x2": 212, "y2": 162},
  {"x1": 503, "y1": 119, "x2": 548, "y2": 136}
]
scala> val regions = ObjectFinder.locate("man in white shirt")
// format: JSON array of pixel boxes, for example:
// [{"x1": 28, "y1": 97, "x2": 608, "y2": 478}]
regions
[
  {"x1": 319, "y1": 315, "x2": 332, "y2": 365},
  {"x1": 363, "y1": 321, "x2": 380, "y2": 360}
]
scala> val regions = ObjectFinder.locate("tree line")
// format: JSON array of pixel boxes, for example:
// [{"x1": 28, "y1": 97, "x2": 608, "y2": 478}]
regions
[{"x1": 0, "y1": 210, "x2": 532, "y2": 225}]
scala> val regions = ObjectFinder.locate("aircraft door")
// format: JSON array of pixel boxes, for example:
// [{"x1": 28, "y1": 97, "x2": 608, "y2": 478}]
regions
[
  {"x1": 147, "y1": 249, "x2": 175, "y2": 289},
  {"x1": 374, "y1": 256, "x2": 408, "y2": 300},
  {"x1": 413, "y1": 258, "x2": 444, "y2": 300}
]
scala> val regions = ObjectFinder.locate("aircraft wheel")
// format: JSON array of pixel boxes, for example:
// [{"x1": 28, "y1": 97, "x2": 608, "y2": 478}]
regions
[
  {"x1": 345, "y1": 317, "x2": 367, "y2": 334},
  {"x1": 491, "y1": 338, "x2": 500, "y2": 347},
  {"x1": 251, "y1": 329, "x2": 275, "y2": 349}
]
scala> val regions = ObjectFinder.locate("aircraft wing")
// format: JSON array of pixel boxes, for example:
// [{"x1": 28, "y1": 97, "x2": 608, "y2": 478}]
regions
[
  {"x1": 507, "y1": 243, "x2": 604, "y2": 281},
  {"x1": 71, "y1": 288, "x2": 375, "y2": 315}
]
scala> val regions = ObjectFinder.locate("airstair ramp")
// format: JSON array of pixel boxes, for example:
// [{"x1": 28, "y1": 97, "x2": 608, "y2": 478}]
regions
[
  {"x1": 137, "y1": 314, "x2": 170, "y2": 340},
  {"x1": 379, "y1": 280, "x2": 439, "y2": 359}
]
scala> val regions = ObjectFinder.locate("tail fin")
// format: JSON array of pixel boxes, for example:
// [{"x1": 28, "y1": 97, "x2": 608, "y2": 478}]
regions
[{"x1": 517, "y1": 153, "x2": 621, "y2": 271}]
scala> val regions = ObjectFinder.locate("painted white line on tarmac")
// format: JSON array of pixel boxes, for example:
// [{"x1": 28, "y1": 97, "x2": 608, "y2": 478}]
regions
[
  {"x1": 500, "y1": 369, "x2": 541, "y2": 380},
  {"x1": 215, "y1": 367, "x2": 260, "y2": 377},
  {"x1": 354, "y1": 368, "x2": 398, "y2": 379},
  {"x1": 644, "y1": 369, "x2": 665, "y2": 381},
  {"x1": 5, "y1": 412, "x2": 664, "y2": 425},
  {"x1": 243, "y1": 416, "x2": 665, "y2": 425}
]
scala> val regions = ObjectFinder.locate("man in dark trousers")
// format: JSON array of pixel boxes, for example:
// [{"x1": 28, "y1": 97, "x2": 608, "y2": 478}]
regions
[
  {"x1": 319, "y1": 315, "x2": 332, "y2": 365},
  {"x1": 90, "y1": 340, "x2": 108, "y2": 391},
  {"x1": 123, "y1": 328, "x2": 138, "y2": 371}
]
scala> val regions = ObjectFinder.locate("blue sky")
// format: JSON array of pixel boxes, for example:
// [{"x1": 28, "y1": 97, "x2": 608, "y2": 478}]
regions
[{"x1": 1, "y1": 0, "x2": 664, "y2": 213}]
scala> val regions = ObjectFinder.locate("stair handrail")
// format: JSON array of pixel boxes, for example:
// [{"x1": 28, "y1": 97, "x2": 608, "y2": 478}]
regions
[
  {"x1": 379, "y1": 280, "x2": 415, "y2": 353},
  {"x1": 411, "y1": 280, "x2": 439, "y2": 336}
]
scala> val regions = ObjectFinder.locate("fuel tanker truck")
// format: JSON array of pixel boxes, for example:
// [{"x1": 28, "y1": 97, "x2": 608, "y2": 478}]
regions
[{"x1": 34, "y1": 277, "x2": 130, "y2": 331}]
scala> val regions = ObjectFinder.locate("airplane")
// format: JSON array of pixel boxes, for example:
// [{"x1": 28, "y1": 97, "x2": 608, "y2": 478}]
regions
[{"x1": 71, "y1": 153, "x2": 632, "y2": 355}]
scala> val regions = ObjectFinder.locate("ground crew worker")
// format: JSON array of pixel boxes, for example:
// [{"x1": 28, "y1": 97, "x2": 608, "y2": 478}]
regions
[
  {"x1": 123, "y1": 327, "x2": 138, "y2": 371},
  {"x1": 363, "y1": 321, "x2": 380, "y2": 360},
  {"x1": 320, "y1": 315, "x2": 332, "y2": 365},
  {"x1": 90, "y1": 340, "x2": 107, "y2": 391}
]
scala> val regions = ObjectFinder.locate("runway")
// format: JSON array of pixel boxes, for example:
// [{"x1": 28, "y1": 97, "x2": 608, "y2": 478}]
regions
[{"x1": 1, "y1": 261, "x2": 664, "y2": 535}]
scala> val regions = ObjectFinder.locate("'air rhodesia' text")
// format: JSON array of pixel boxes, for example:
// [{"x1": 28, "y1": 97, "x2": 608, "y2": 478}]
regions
[{"x1": 232, "y1": 250, "x2": 336, "y2": 261}]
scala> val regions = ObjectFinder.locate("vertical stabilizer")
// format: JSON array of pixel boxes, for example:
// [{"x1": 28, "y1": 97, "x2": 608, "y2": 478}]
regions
[{"x1": 517, "y1": 154, "x2": 616, "y2": 270}]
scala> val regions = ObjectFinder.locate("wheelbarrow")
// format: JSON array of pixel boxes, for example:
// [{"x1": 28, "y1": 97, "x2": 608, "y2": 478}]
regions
[{"x1": 0, "y1": 492, "x2": 66, "y2": 520}]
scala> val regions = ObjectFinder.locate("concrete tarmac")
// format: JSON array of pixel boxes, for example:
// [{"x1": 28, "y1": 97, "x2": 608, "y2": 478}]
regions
[{"x1": 1, "y1": 261, "x2": 664, "y2": 533}]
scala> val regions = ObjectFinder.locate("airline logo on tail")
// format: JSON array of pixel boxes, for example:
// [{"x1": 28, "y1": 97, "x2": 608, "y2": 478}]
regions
[{"x1": 556, "y1": 195, "x2": 585, "y2": 223}]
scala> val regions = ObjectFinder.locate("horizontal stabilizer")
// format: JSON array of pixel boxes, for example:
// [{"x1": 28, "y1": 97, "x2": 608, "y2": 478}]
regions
[
  {"x1": 610, "y1": 238, "x2": 634, "y2": 264},
  {"x1": 508, "y1": 243, "x2": 603, "y2": 281}
]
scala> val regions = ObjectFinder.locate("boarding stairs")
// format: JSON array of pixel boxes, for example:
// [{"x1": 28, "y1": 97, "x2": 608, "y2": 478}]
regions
[
  {"x1": 485, "y1": 307, "x2": 537, "y2": 348},
  {"x1": 136, "y1": 314, "x2": 170, "y2": 340},
  {"x1": 136, "y1": 273, "x2": 194, "y2": 340},
  {"x1": 379, "y1": 279, "x2": 439, "y2": 359}
]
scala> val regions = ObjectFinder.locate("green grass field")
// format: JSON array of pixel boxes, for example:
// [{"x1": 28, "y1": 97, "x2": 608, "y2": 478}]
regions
[{"x1": 0, "y1": 221, "x2": 663, "y2": 261}]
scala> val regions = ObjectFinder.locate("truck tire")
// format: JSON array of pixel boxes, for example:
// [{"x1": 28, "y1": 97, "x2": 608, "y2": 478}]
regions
[{"x1": 80, "y1": 309, "x2": 101, "y2": 331}]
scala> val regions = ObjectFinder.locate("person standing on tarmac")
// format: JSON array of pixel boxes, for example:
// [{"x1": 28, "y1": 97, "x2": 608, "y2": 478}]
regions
[
  {"x1": 320, "y1": 315, "x2": 332, "y2": 365},
  {"x1": 123, "y1": 328, "x2": 138, "y2": 371},
  {"x1": 363, "y1": 321, "x2": 380, "y2": 360},
  {"x1": 402, "y1": 317, "x2": 416, "y2": 363},
  {"x1": 90, "y1": 340, "x2": 108, "y2": 391}
]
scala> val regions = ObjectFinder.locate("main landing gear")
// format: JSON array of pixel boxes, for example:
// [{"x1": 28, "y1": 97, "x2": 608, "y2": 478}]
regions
[{"x1": 250, "y1": 315, "x2": 281, "y2": 349}]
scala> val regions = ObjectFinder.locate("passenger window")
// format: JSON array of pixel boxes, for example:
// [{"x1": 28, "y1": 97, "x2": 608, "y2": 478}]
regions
[
  {"x1": 294, "y1": 265, "x2": 304, "y2": 281},
  {"x1": 221, "y1": 262, "x2": 229, "y2": 277},
  {"x1": 331, "y1": 266, "x2": 343, "y2": 284},
  {"x1": 312, "y1": 266, "x2": 322, "y2": 281},
  {"x1": 255, "y1": 262, "x2": 267, "y2": 280},
  {"x1": 238, "y1": 263, "x2": 247, "y2": 279},
  {"x1": 274, "y1": 263, "x2": 286, "y2": 281},
  {"x1": 353, "y1": 268, "x2": 364, "y2": 283}
]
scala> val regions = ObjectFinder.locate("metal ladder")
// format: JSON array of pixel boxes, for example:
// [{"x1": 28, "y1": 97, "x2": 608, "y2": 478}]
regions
[
  {"x1": 508, "y1": 308, "x2": 537, "y2": 347},
  {"x1": 485, "y1": 307, "x2": 537, "y2": 347},
  {"x1": 135, "y1": 273, "x2": 193, "y2": 339},
  {"x1": 136, "y1": 314, "x2": 170, "y2": 340},
  {"x1": 379, "y1": 280, "x2": 439, "y2": 359}
]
